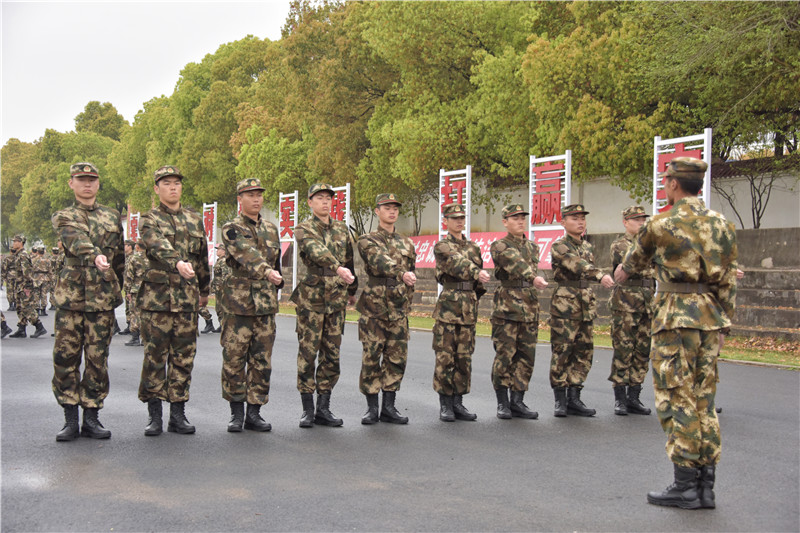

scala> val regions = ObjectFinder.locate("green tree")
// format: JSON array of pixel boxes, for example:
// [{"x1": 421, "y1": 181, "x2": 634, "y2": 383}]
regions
[
  {"x1": 74, "y1": 101, "x2": 129, "y2": 141},
  {"x1": 0, "y1": 139, "x2": 39, "y2": 249}
]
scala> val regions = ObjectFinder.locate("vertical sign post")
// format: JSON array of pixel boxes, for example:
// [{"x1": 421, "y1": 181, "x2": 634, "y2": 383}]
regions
[
  {"x1": 202, "y1": 202, "x2": 217, "y2": 267},
  {"x1": 278, "y1": 190, "x2": 299, "y2": 293},
  {"x1": 653, "y1": 128, "x2": 712, "y2": 213},
  {"x1": 438, "y1": 165, "x2": 472, "y2": 293},
  {"x1": 529, "y1": 151, "x2": 571, "y2": 269},
  {"x1": 128, "y1": 210, "x2": 140, "y2": 242},
  {"x1": 330, "y1": 183, "x2": 351, "y2": 228}
]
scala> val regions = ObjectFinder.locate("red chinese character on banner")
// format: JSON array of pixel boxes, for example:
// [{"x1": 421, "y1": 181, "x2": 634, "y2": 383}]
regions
[
  {"x1": 656, "y1": 143, "x2": 703, "y2": 212},
  {"x1": 440, "y1": 176, "x2": 467, "y2": 230},
  {"x1": 280, "y1": 197, "x2": 295, "y2": 239},
  {"x1": 203, "y1": 208, "x2": 215, "y2": 242},
  {"x1": 330, "y1": 190, "x2": 346, "y2": 222},
  {"x1": 530, "y1": 161, "x2": 563, "y2": 224},
  {"x1": 129, "y1": 215, "x2": 139, "y2": 241}
]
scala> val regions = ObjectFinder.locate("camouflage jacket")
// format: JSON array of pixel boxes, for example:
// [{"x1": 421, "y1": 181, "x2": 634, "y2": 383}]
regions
[
  {"x1": 490, "y1": 233, "x2": 540, "y2": 322},
  {"x1": 621, "y1": 196, "x2": 737, "y2": 333},
  {"x1": 550, "y1": 234, "x2": 606, "y2": 321},
  {"x1": 433, "y1": 233, "x2": 484, "y2": 325},
  {"x1": 4, "y1": 251, "x2": 20, "y2": 282},
  {"x1": 125, "y1": 252, "x2": 148, "y2": 295},
  {"x1": 211, "y1": 258, "x2": 231, "y2": 296},
  {"x1": 51, "y1": 201, "x2": 125, "y2": 311},
  {"x1": 139, "y1": 202, "x2": 210, "y2": 312},
  {"x1": 609, "y1": 232, "x2": 654, "y2": 314},
  {"x1": 123, "y1": 253, "x2": 134, "y2": 294},
  {"x1": 289, "y1": 215, "x2": 357, "y2": 314},
  {"x1": 11, "y1": 249, "x2": 33, "y2": 290},
  {"x1": 221, "y1": 214, "x2": 283, "y2": 316},
  {"x1": 356, "y1": 226, "x2": 416, "y2": 321},
  {"x1": 50, "y1": 252, "x2": 65, "y2": 281},
  {"x1": 31, "y1": 254, "x2": 50, "y2": 286}
]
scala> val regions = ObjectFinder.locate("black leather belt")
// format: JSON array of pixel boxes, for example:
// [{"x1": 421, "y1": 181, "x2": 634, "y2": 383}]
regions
[
  {"x1": 500, "y1": 280, "x2": 532, "y2": 288},
  {"x1": 368, "y1": 275, "x2": 398, "y2": 288},
  {"x1": 307, "y1": 266, "x2": 337, "y2": 276},
  {"x1": 442, "y1": 281, "x2": 474, "y2": 291},
  {"x1": 657, "y1": 281, "x2": 710, "y2": 294},
  {"x1": 559, "y1": 280, "x2": 591, "y2": 289},
  {"x1": 621, "y1": 279, "x2": 654, "y2": 288}
]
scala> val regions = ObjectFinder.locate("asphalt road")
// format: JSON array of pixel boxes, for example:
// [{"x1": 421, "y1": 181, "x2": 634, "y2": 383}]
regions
[{"x1": 2, "y1": 298, "x2": 798, "y2": 532}]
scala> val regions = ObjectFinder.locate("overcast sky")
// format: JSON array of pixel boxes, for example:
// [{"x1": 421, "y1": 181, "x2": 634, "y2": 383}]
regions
[{"x1": 1, "y1": 1, "x2": 292, "y2": 146}]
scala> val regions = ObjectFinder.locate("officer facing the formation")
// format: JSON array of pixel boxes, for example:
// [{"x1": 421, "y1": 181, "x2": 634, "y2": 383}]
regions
[
  {"x1": 51, "y1": 162, "x2": 125, "y2": 441},
  {"x1": 616, "y1": 157, "x2": 737, "y2": 510},
  {"x1": 211, "y1": 243, "x2": 230, "y2": 333},
  {"x1": 7, "y1": 235, "x2": 47, "y2": 339},
  {"x1": 549, "y1": 204, "x2": 615, "y2": 417},
  {"x1": 432, "y1": 203, "x2": 489, "y2": 422},
  {"x1": 608, "y1": 206, "x2": 654, "y2": 416},
  {"x1": 120, "y1": 239, "x2": 135, "y2": 335},
  {"x1": 290, "y1": 183, "x2": 358, "y2": 428},
  {"x1": 489, "y1": 204, "x2": 549, "y2": 420},
  {"x1": 356, "y1": 193, "x2": 417, "y2": 425},
  {"x1": 138, "y1": 165, "x2": 210, "y2": 436},
  {"x1": 124, "y1": 241, "x2": 147, "y2": 347},
  {"x1": 219, "y1": 178, "x2": 283, "y2": 433}
]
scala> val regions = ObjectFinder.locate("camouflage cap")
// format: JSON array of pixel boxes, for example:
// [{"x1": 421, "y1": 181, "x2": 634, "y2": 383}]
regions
[
  {"x1": 562, "y1": 204, "x2": 589, "y2": 217},
  {"x1": 664, "y1": 157, "x2": 708, "y2": 180},
  {"x1": 442, "y1": 203, "x2": 467, "y2": 218},
  {"x1": 237, "y1": 177, "x2": 265, "y2": 194},
  {"x1": 502, "y1": 203, "x2": 529, "y2": 218},
  {"x1": 308, "y1": 183, "x2": 335, "y2": 199},
  {"x1": 154, "y1": 165, "x2": 184, "y2": 183},
  {"x1": 622, "y1": 205, "x2": 649, "y2": 220},
  {"x1": 376, "y1": 193, "x2": 402, "y2": 207},
  {"x1": 12, "y1": 234, "x2": 25, "y2": 243},
  {"x1": 70, "y1": 162, "x2": 99, "y2": 179}
]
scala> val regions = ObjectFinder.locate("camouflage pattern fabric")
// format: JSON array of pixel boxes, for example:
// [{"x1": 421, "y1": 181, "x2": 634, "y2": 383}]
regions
[
  {"x1": 31, "y1": 253, "x2": 50, "y2": 309},
  {"x1": 13, "y1": 249, "x2": 40, "y2": 326},
  {"x1": 608, "y1": 232, "x2": 654, "y2": 386},
  {"x1": 3, "y1": 251, "x2": 19, "y2": 307},
  {"x1": 49, "y1": 251, "x2": 64, "y2": 306},
  {"x1": 138, "y1": 310, "x2": 197, "y2": 402},
  {"x1": 212, "y1": 258, "x2": 231, "y2": 323},
  {"x1": 491, "y1": 318, "x2": 537, "y2": 391},
  {"x1": 432, "y1": 321, "x2": 475, "y2": 395},
  {"x1": 549, "y1": 317, "x2": 593, "y2": 388},
  {"x1": 219, "y1": 213, "x2": 282, "y2": 404},
  {"x1": 126, "y1": 252, "x2": 148, "y2": 335},
  {"x1": 356, "y1": 227, "x2": 416, "y2": 395},
  {"x1": 198, "y1": 305, "x2": 212, "y2": 321},
  {"x1": 296, "y1": 308, "x2": 346, "y2": 394},
  {"x1": 123, "y1": 252, "x2": 134, "y2": 324},
  {"x1": 51, "y1": 201, "x2": 124, "y2": 408},
  {"x1": 52, "y1": 309, "x2": 115, "y2": 407}
]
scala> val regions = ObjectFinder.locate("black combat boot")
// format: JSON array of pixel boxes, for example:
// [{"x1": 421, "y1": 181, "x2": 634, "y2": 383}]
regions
[
  {"x1": 626, "y1": 384, "x2": 651, "y2": 415},
  {"x1": 124, "y1": 332, "x2": 142, "y2": 346},
  {"x1": 553, "y1": 387, "x2": 568, "y2": 417},
  {"x1": 56, "y1": 404, "x2": 80, "y2": 442},
  {"x1": 453, "y1": 394, "x2": 477, "y2": 421},
  {"x1": 495, "y1": 388, "x2": 512, "y2": 419},
  {"x1": 315, "y1": 393, "x2": 343, "y2": 426},
  {"x1": 380, "y1": 391, "x2": 409, "y2": 424},
  {"x1": 361, "y1": 394, "x2": 379, "y2": 425},
  {"x1": 49, "y1": 303, "x2": 56, "y2": 310},
  {"x1": 81, "y1": 407, "x2": 111, "y2": 439},
  {"x1": 227, "y1": 401, "x2": 244, "y2": 432},
  {"x1": 9, "y1": 324, "x2": 26, "y2": 338},
  {"x1": 245, "y1": 404, "x2": 271, "y2": 432},
  {"x1": 213, "y1": 324, "x2": 222, "y2": 333},
  {"x1": 439, "y1": 394, "x2": 455, "y2": 422},
  {"x1": 647, "y1": 464, "x2": 701, "y2": 509},
  {"x1": 614, "y1": 385, "x2": 629, "y2": 415},
  {"x1": 168, "y1": 402, "x2": 196, "y2": 434},
  {"x1": 1, "y1": 320, "x2": 12, "y2": 339},
  {"x1": 299, "y1": 393, "x2": 315, "y2": 428},
  {"x1": 566, "y1": 387, "x2": 596, "y2": 417},
  {"x1": 698, "y1": 465, "x2": 716, "y2": 509},
  {"x1": 119, "y1": 325, "x2": 131, "y2": 335},
  {"x1": 201, "y1": 319, "x2": 215, "y2": 334},
  {"x1": 41, "y1": 308, "x2": 48, "y2": 316},
  {"x1": 8, "y1": 302, "x2": 16, "y2": 311},
  {"x1": 113, "y1": 321, "x2": 121, "y2": 335},
  {"x1": 510, "y1": 390, "x2": 538, "y2": 419},
  {"x1": 144, "y1": 399, "x2": 163, "y2": 436},
  {"x1": 31, "y1": 321, "x2": 47, "y2": 338}
]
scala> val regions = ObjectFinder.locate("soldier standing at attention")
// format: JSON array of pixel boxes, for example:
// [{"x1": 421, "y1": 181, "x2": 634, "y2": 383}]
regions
[
  {"x1": 489, "y1": 204, "x2": 549, "y2": 420},
  {"x1": 211, "y1": 243, "x2": 231, "y2": 333},
  {"x1": 138, "y1": 166, "x2": 210, "y2": 436},
  {"x1": 51, "y1": 162, "x2": 124, "y2": 441},
  {"x1": 31, "y1": 246, "x2": 51, "y2": 316},
  {"x1": 432, "y1": 203, "x2": 489, "y2": 422},
  {"x1": 3, "y1": 247, "x2": 19, "y2": 311},
  {"x1": 608, "y1": 206, "x2": 654, "y2": 416},
  {"x1": 549, "y1": 204, "x2": 615, "y2": 417},
  {"x1": 49, "y1": 243, "x2": 65, "y2": 310},
  {"x1": 356, "y1": 193, "x2": 417, "y2": 425},
  {"x1": 8, "y1": 235, "x2": 47, "y2": 339},
  {"x1": 120, "y1": 240, "x2": 135, "y2": 335},
  {"x1": 219, "y1": 178, "x2": 283, "y2": 433},
  {"x1": 616, "y1": 157, "x2": 737, "y2": 510},
  {"x1": 124, "y1": 241, "x2": 147, "y2": 347},
  {"x1": 290, "y1": 183, "x2": 357, "y2": 428}
]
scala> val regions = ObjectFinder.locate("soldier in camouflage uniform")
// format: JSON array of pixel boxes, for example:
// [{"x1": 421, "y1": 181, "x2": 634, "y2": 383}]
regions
[
  {"x1": 8, "y1": 235, "x2": 47, "y2": 339},
  {"x1": 211, "y1": 243, "x2": 231, "y2": 333},
  {"x1": 290, "y1": 183, "x2": 358, "y2": 428},
  {"x1": 356, "y1": 193, "x2": 417, "y2": 425},
  {"x1": 51, "y1": 162, "x2": 124, "y2": 441},
  {"x1": 432, "y1": 203, "x2": 489, "y2": 422},
  {"x1": 3, "y1": 250, "x2": 18, "y2": 311},
  {"x1": 120, "y1": 239, "x2": 135, "y2": 335},
  {"x1": 489, "y1": 204, "x2": 549, "y2": 420},
  {"x1": 198, "y1": 301, "x2": 217, "y2": 334},
  {"x1": 617, "y1": 157, "x2": 737, "y2": 510},
  {"x1": 138, "y1": 165, "x2": 210, "y2": 436},
  {"x1": 608, "y1": 206, "x2": 654, "y2": 416},
  {"x1": 124, "y1": 241, "x2": 147, "y2": 347},
  {"x1": 31, "y1": 246, "x2": 51, "y2": 316},
  {"x1": 219, "y1": 178, "x2": 283, "y2": 433},
  {"x1": 549, "y1": 204, "x2": 615, "y2": 417},
  {"x1": 49, "y1": 243, "x2": 64, "y2": 310}
]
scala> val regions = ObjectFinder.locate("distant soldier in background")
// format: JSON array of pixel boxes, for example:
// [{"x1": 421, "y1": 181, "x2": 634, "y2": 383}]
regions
[
  {"x1": 8, "y1": 235, "x2": 47, "y2": 339},
  {"x1": 211, "y1": 243, "x2": 230, "y2": 333},
  {"x1": 119, "y1": 239, "x2": 135, "y2": 335},
  {"x1": 356, "y1": 193, "x2": 416, "y2": 425},
  {"x1": 49, "y1": 243, "x2": 65, "y2": 310},
  {"x1": 4, "y1": 244, "x2": 20, "y2": 311},
  {"x1": 124, "y1": 241, "x2": 147, "y2": 347},
  {"x1": 432, "y1": 203, "x2": 489, "y2": 422},
  {"x1": 31, "y1": 246, "x2": 51, "y2": 316}
]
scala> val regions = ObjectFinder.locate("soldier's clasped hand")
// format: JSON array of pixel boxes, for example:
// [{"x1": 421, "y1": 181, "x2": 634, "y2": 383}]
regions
[
  {"x1": 337, "y1": 266, "x2": 355, "y2": 285},
  {"x1": 478, "y1": 270, "x2": 490, "y2": 284},
  {"x1": 601, "y1": 274, "x2": 615, "y2": 289},
  {"x1": 403, "y1": 271, "x2": 417, "y2": 287},
  {"x1": 95, "y1": 254, "x2": 110, "y2": 272},
  {"x1": 533, "y1": 276, "x2": 548, "y2": 290},
  {"x1": 613, "y1": 264, "x2": 628, "y2": 284},
  {"x1": 268, "y1": 270, "x2": 283, "y2": 286},
  {"x1": 176, "y1": 260, "x2": 195, "y2": 279}
]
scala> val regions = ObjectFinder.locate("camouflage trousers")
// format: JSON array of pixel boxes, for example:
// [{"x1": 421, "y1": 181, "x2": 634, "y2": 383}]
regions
[
  {"x1": 220, "y1": 313, "x2": 275, "y2": 405},
  {"x1": 358, "y1": 316, "x2": 409, "y2": 395},
  {"x1": 198, "y1": 305, "x2": 212, "y2": 322},
  {"x1": 491, "y1": 317, "x2": 537, "y2": 391},
  {"x1": 652, "y1": 328, "x2": 720, "y2": 468},
  {"x1": 6, "y1": 279, "x2": 17, "y2": 307},
  {"x1": 15, "y1": 286, "x2": 40, "y2": 327},
  {"x1": 51, "y1": 309, "x2": 114, "y2": 408},
  {"x1": 296, "y1": 308, "x2": 345, "y2": 394},
  {"x1": 36, "y1": 282, "x2": 52, "y2": 309},
  {"x1": 128, "y1": 296, "x2": 140, "y2": 334},
  {"x1": 432, "y1": 321, "x2": 475, "y2": 396},
  {"x1": 549, "y1": 317, "x2": 593, "y2": 389},
  {"x1": 124, "y1": 294, "x2": 132, "y2": 325},
  {"x1": 608, "y1": 310, "x2": 652, "y2": 387},
  {"x1": 49, "y1": 282, "x2": 56, "y2": 309},
  {"x1": 138, "y1": 310, "x2": 198, "y2": 403}
]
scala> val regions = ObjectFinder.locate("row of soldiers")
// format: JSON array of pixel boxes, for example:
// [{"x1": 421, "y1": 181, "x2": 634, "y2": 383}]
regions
[{"x1": 38, "y1": 156, "x2": 734, "y2": 511}]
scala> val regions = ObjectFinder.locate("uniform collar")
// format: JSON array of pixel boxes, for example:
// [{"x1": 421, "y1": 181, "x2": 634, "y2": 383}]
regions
[
  {"x1": 159, "y1": 202, "x2": 182, "y2": 216},
  {"x1": 312, "y1": 214, "x2": 332, "y2": 229},
  {"x1": 566, "y1": 233, "x2": 583, "y2": 245},
  {"x1": 74, "y1": 201, "x2": 99, "y2": 211},
  {"x1": 504, "y1": 233, "x2": 527, "y2": 243}
]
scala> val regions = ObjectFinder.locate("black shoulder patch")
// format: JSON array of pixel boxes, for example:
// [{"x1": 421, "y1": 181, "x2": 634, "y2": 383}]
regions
[{"x1": 226, "y1": 227, "x2": 237, "y2": 241}]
